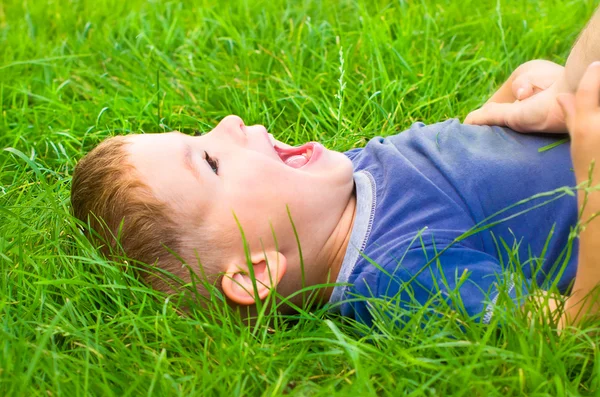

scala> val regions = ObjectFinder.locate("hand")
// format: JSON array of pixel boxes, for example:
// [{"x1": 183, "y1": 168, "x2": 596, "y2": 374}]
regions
[
  {"x1": 465, "y1": 60, "x2": 569, "y2": 133},
  {"x1": 558, "y1": 62, "x2": 600, "y2": 186}
]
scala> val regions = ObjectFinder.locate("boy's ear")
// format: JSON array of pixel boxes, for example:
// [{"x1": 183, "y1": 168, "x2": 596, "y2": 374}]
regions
[{"x1": 221, "y1": 251, "x2": 287, "y2": 306}]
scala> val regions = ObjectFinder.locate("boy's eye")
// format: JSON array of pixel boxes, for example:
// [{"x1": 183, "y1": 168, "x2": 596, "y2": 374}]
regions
[{"x1": 204, "y1": 151, "x2": 219, "y2": 175}]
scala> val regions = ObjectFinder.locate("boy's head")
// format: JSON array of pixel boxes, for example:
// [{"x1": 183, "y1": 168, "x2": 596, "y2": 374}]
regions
[{"x1": 71, "y1": 115, "x2": 356, "y2": 309}]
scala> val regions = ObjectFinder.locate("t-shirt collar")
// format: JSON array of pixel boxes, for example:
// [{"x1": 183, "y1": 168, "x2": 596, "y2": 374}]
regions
[{"x1": 328, "y1": 170, "x2": 377, "y2": 311}]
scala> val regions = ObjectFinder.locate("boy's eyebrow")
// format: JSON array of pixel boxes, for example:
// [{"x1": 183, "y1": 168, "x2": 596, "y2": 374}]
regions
[{"x1": 183, "y1": 144, "x2": 201, "y2": 181}]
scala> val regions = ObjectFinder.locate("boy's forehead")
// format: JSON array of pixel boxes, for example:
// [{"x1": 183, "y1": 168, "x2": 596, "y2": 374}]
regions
[
  {"x1": 125, "y1": 133, "x2": 214, "y2": 217},
  {"x1": 126, "y1": 132, "x2": 204, "y2": 171},
  {"x1": 126, "y1": 131, "x2": 188, "y2": 152}
]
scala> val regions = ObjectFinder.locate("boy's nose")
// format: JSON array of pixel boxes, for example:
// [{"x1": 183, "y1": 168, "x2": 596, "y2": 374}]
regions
[{"x1": 217, "y1": 115, "x2": 247, "y2": 145}]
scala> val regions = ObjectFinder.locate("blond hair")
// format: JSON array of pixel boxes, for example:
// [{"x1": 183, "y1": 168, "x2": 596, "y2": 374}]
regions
[{"x1": 71, "y1": 136, "x2": 192, "y2": 293}]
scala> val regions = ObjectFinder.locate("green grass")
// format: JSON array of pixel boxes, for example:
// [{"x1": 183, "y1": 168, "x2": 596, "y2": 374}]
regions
[{"x1": 1, "y1": 0, "x2": 599, "y2": 395}]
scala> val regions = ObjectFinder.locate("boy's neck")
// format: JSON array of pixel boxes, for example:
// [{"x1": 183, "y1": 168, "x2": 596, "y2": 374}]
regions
[{"x1": 317, "y1": 186, "x2": 357, "y2": 303}]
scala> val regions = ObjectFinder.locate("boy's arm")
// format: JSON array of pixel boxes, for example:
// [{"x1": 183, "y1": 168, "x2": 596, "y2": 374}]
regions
[
  {"x1": 539, "y1": 63, "x2": 600, "y2": 327},
  {"x1": 559, "y1": 63, "x2": 600, "y2": 326},
  {"x1": 465, "y1": 6, "x2": 600, "y2": 133},
  {"x1": 564, "y1": 9, "x2": 600, "y2": 92}
]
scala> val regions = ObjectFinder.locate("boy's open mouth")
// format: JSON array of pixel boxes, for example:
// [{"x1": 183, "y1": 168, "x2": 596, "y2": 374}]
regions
[{"x1": 272, "y1": 141, "x2": 321, "y2": 169}]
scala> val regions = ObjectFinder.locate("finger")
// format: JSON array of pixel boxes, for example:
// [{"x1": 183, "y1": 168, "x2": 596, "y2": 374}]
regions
[
  {"x1": 464, "y1": 110, "x2": 478, "y2": 125},
  {"x1": 556, "y1": 93, "x2": 576, "y2": 133},
  {"x1": 465, "y1": 102, "x2": 523, "y2": 129},
  {"x1": 464, "y1": 104, "x2": 506, "y2": 126},
  {"x1": 575, "y1": 61, "x2": 600, "y2": 112},
  {"x1": 512, "y1": 75, "x2": 534, "y2": 100}
]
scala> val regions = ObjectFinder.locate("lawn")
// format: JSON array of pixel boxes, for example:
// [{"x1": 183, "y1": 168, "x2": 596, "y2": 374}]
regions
[{"x1": 1, "y1": 0, "x2": 599, "y2": 395}]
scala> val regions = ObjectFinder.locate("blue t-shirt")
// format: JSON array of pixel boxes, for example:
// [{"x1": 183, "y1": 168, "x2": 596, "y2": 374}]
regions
[{"x1": 328, "y1": 119, "x2": 578, "y2": 326}]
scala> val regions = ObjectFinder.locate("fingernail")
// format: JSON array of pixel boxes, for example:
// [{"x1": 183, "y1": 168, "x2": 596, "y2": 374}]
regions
[{"x1": 592, "y1": 61, "x2": 600, "y2": 68}]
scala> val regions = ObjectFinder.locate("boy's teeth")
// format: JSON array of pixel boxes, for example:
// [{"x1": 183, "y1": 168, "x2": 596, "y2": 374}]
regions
[{"x1": 268, "y1": 133, "x2": 276, "y2": 147}]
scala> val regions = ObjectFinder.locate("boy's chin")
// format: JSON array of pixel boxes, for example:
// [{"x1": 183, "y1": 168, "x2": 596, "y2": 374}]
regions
[{"x1": 326, "y1": 151, "x2": 354, "y2": 181}]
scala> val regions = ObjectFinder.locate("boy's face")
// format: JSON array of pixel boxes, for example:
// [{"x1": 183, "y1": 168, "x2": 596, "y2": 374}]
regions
[{"x1": 125, "y1": 115, "x2": 355, "y2": 283}]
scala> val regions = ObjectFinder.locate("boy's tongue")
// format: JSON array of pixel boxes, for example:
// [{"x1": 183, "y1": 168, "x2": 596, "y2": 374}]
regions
[{"x1": 284, "y1": 155, "x2": 308, "y2": 168}]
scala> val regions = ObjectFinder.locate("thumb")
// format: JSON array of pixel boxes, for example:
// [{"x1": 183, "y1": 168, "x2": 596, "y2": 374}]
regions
[
  {"x1": 512, "y1": 75, "x2": 535, "y2": 100},
  {"x1": 465, "y1": 102, "x2": 516, "y2": 129},
  {"x1": 556, "y1": 93, "x2": 576, "y2": 133}
]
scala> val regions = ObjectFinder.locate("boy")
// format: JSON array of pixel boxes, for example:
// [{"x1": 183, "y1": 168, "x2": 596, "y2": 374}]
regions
[{"x1": 71, "y1": 11, "x2": 600, "y2": 328}]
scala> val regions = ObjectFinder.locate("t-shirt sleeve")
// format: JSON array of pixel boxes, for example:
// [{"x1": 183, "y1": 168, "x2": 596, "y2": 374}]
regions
[{"x1": 344, "y1": 236, "x2": 529, "y2": 326}]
